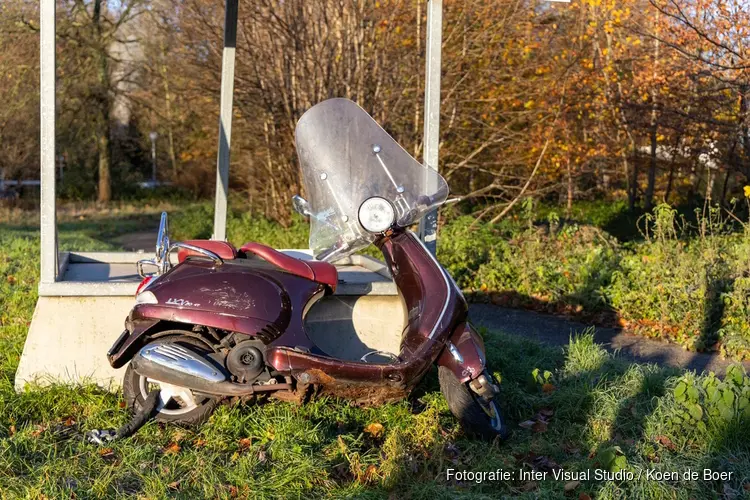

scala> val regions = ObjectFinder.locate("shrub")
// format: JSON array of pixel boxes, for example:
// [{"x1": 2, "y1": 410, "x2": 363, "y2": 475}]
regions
[
  {"x1": 662, "y1": 365, "x2": 750, "y2": 444},
  {"x1": 441, "y1": 216, "x2": 619, "y2": 312}
]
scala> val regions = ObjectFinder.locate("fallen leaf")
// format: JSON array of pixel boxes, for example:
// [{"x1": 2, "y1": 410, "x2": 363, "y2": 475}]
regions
[
  {"x1": 63, "y1": 417, "x2": 75, "y2": 427},
  {"x1": 443, "y1": 443, "x2": 460, "y2": 460},
  {"x1": 362, "y1": 464, "x2": 378, "y2": 483},
  {"x1": 542, "y1": 383, "x2": 556, "y2": 394},
  {"x1": 579, "y1": 493, "x2": 592, "y2": 500},
  {"x1": 521, "y1": 481, "x2": 538, "y2": 491},
  {"x1": 519, "y1": 420, "x2": 537, "y2": 429},
  {"x1": 118, "y1": 401, "x2": 126, "y2": 409},
  {"x1": 655, "y1": 435, "x2": 676, "y2": 451},
  {"x1": 228, "y1": 485, "x2": 239, "y2": 497},
  {"x1": 337, "y1": 435, "x2": 347, "y2": 454},
  {"x1": 539, "y1": 408, "x2": 554, "y2": 418},
  {"x1": 98, "y1": 448, "x2": 118, "y2": 464},
  {"x1": 194, "y1": 438, "x2": 208, "y2": 448},
  {"x1": 239, "y1": 437, "x2": 252, "y2": 450},
  {"x1": 532, "y1": 420, "x2": 548, "y2": 433},
  {"x1": 364, "y1": 422, "x2": 384, "y2": 438},
  {"x1": 532, "y1": 455, "x2": 561, "y2": 472},
  {"x1": 257, "y1": 448, "x2": 268, "y2": 463},
  {"x1": 9, "y1": 425, "x2": 16, "y2": 436},
  {"x1": 266, "y1": 428, "x2": 275, "y2": 441},
  {"x1": 564, "y1": 480, "x2": 580, "y2": 492},
  {"x1": 30, "y1": 425, "x2": 46, "y2": 438},
  {"x1": 163, "y1": 442, "x2": 181, "y2": 455},
  {"x1": 168, "y1": 480, "x2": 180, "y2": 490},
  {"x1": 6, "y1": 275, "x2": 16, "y2": 285}
]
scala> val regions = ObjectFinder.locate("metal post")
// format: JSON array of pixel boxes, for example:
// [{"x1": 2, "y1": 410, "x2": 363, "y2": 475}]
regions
[
  {"x1": 40, "y1": 0, "x2": 57, "y2": 284},
  {"x1": 212, "y1": 0, "x2": 239, "y2": 241},
  {"x1": 417, "y1": 0, "x2": 443, "y2": 254}
]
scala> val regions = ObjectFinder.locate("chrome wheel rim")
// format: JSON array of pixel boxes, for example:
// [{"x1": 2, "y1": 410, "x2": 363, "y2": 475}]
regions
[{"x1": 138, "y1": 376, "x2": 200, "y2": 416}]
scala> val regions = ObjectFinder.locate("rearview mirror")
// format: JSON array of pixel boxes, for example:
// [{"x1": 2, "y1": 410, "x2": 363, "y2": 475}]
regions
[{"x1": 292, "y1": 195, "x2": 312, "y2": 217}]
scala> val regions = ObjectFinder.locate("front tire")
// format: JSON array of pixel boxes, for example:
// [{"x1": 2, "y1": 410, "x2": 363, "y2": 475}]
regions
[
  {"x1": 122, "y1": 334, "x2": 219, "y2": 426},
  {"x1": 438, "y1": 366, "x2": 508, "y2": 440}
]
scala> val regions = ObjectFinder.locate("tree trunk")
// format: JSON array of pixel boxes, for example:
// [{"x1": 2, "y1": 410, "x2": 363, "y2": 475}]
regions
[
  {"x1": 644, "y1": 14, "x2": 660, "y2": 211},
  {"x1": 160, "y1": 38, "x2": 178, "y2": 175},
  {"x1": 566, "y1": 156, "x2": 573, "y2": 217},
  {"x1": 629, "y1": 145, "x2": 639, "y2": 211},
  {"x1": 645, "y1": 124, "x2": 658, "y2": 210},
  {"x1": 94, "y1": 0, "x2": 111, "y2": 203}
]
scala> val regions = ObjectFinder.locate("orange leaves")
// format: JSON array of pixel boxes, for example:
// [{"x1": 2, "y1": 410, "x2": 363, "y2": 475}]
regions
[{"x1": 364, "y1": 422, "x2": 384, "y2": 438}]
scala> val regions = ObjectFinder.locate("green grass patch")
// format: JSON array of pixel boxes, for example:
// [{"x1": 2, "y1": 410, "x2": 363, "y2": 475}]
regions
[{"x1": 2, "y1": 212, "x2": 750, "y2": 497}]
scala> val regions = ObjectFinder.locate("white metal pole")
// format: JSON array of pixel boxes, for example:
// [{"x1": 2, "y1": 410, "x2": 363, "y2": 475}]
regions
[
  {"x1": 212, "y1": 0, "x2": 239, "y2": 241},
  {"x1": 418, "y1": 0, "x2": 443, "y2": 254},
  {"x1": 40, "y1": 0, "x2": 58, "y2": 283}
]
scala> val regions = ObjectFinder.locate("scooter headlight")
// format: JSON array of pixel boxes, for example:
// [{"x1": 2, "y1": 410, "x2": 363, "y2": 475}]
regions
[{"x1": 358, "y1": 197, "x2": 396, "y2": 233}]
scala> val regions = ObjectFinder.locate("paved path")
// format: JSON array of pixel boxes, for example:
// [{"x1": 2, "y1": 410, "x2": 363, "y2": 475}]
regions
[{"x1": 469, "y1": 303, "x2": 750, "y2": 375}]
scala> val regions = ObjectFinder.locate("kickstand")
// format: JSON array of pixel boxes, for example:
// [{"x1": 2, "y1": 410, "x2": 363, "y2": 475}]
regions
[{"x1": 85, "y1": 390, "x2": 163, "y2": 445}]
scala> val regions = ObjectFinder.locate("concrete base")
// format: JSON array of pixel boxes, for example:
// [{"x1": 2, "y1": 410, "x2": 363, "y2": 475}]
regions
[{"x1": 15, "y1": 296, "x2": 133, "y2": 392}]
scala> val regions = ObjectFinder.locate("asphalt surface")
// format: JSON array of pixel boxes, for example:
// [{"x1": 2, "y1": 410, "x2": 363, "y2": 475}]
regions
[{"x1": 469, "y1": 303, "x2": 749, "y2": 375}]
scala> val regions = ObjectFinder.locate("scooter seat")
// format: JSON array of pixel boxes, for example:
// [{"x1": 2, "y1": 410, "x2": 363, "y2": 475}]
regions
[
  {"x1": 239, "y1": 242, "x2": 338, "y2": 292},
  {"x1": 177, "y1": 240, "x2": 238, "y2": 263}
]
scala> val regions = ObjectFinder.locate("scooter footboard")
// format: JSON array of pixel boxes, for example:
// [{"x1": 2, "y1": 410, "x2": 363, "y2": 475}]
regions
[{"x1": 436, "y1": 322, "x2": 487, "y2": 383}]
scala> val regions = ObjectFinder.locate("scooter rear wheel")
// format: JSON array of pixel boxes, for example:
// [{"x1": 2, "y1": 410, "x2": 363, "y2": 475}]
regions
[
  {"x1": 122, "y1": 334, "x2": 219, "y2": 425},
  {"x1": 438, "y1": 366, "x2": 509, "y2": 441}
]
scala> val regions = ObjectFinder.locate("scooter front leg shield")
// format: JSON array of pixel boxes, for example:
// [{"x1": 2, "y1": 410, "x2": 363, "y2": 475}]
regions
[{"x1": 436, "y1": 322, "x2": 487, "y2": 383}]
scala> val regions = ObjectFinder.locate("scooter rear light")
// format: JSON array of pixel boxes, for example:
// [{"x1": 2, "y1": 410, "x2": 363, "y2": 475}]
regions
[
  {"x1": 135, "y1": 276, "x2": 156, "y2": 296},
  {"x1": 135, "y1": 291, "x2": 158, "y2": 305}
]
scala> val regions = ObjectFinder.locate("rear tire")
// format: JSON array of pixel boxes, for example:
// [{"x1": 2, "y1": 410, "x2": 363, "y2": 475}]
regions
[
  {"x1": 438, "y1": 366, "x2": 508, "y2": 441},
  {"x1": 122, "y1": 334, "x2": 219, "y2": 426}
]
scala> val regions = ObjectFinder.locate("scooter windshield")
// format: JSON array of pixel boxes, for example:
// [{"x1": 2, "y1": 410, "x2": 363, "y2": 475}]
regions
[{"x1": 295, "y1": 98, "x2": 449, "y2": 261}]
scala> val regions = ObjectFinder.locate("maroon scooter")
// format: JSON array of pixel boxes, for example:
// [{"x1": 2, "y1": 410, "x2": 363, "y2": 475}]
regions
[{"x1": 106, "y1": 98, "x2": 506, "y2": 439}]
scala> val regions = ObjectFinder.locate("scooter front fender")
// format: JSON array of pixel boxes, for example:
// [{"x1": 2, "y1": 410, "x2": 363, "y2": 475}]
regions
[{"x1": 436, "y1": 322, "x2": 487, "y2": 383}]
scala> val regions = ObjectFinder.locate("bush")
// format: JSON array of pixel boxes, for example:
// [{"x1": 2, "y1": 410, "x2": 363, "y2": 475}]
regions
[
  {"x1": 661, "y1": 365, "x2": 750, "y2": 445},
  {"x1": 439, "y1": 215, "x2": 619, "y2": 313},
  {"x1": 170, "y1": 202, "x2": 308, "y2": 249},
  {"x1": 606, "y1": 205, "x2": 730, "y2": 351}
]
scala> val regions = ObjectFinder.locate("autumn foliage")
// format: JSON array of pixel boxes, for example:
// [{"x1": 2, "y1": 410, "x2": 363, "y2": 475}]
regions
[{"x1": 1, "y1": 0, "x2": 749, "y2": 219}]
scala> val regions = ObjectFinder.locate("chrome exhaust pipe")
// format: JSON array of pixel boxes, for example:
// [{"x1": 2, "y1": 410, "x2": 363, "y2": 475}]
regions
[{"x1": 131, "y1": 343, "x2": 291, "y2": 396}]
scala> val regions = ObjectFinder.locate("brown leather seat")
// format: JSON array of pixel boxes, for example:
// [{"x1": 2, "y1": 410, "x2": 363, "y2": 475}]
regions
[
  {"x1": 177, "y1": 240, "x2": 238, "y2": 263},
  {"x1": 240, "y1": 242, "x2": 338, "y2": 292}
]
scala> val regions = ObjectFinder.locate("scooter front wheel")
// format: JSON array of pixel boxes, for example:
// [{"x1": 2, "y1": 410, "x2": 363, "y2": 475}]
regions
[
  {"x1": 438, "y1": 366, "x2": 509, "y2": 441},
  {"x1": 122, "y1": 335, "x2": 219, "y2": 425}
]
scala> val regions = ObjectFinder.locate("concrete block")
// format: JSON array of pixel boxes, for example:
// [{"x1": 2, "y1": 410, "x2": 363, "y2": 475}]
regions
[{"x1": 15, "y1": 296, "x2": 133, "y2": 392}]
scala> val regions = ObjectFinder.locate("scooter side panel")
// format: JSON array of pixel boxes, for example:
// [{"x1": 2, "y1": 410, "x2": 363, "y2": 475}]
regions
[{"x1": 147, "y1": 261, "x2": 293, "y2": 331}]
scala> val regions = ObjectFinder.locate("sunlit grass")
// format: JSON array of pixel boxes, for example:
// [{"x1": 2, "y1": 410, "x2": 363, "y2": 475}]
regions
[{"x1": 1, "y1": 211, "x2": 750, "y2": 498}]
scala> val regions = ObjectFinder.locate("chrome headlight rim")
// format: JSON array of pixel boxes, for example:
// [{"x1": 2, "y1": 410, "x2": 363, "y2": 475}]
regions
[{"x1": 358, "y1": 196, "x2": 397, "y2": 234}]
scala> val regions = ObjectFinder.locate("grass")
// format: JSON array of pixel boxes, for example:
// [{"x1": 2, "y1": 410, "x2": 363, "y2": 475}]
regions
[{"x1": 1, "y1": 207, "x2": 750, "y2": 498}]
